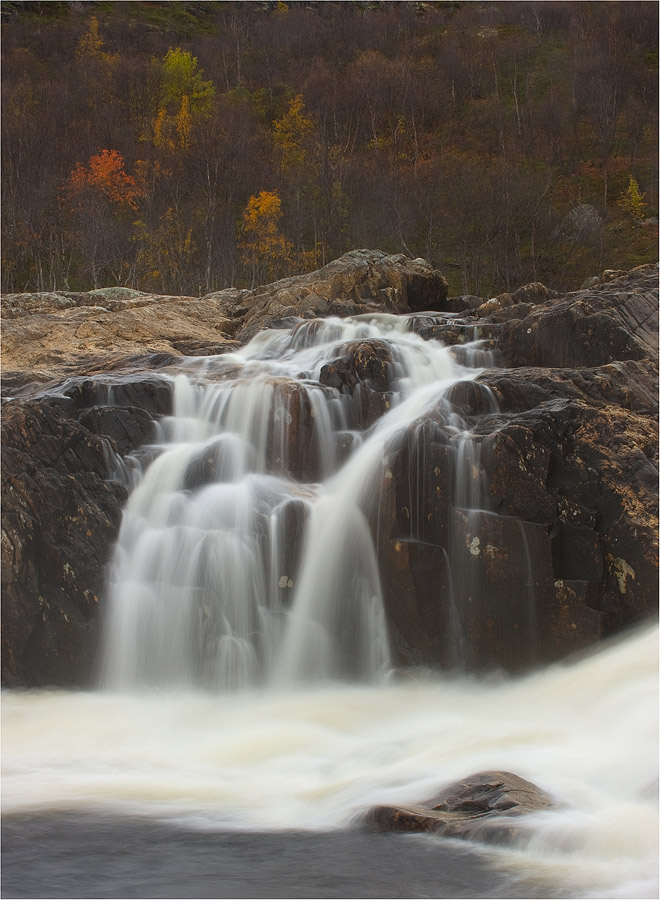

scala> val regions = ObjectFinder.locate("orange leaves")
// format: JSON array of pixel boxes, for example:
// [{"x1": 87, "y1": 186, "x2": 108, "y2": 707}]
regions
[
  {"x1": 238, "y1": 190, "x2": 293, "y2": 282},
  {"x1": 63, "y1": 150, "x2": 144, "y2": 212}
]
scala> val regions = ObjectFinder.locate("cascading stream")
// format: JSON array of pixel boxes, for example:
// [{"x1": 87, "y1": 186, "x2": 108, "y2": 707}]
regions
[
  {"x1": 100, "y1": 313, "x2": 497, "y2": 689},
  {"x1": 4, "y1": 314, "x2": 657, "y2": 900}
]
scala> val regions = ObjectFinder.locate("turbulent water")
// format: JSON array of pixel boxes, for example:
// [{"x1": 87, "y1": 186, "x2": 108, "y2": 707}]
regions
[
  {"x1": 3, "y1": 626, "x2": 658, "y2": 897},
  {"x1": 99, "y1": 313, "x2": 496, "y2": 689},
  {"x1": 3, "y1": 313, "x2": 658, "y2": 898}
]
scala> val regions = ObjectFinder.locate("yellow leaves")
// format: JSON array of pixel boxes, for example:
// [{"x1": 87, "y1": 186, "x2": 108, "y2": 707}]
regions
[
  {"x1": 76, "y1": 17, "x2": 103, "y2": 59},
  {"x1": 273, "y1": 94, "x2": 314, "y2": 171},
  {"x1": 152, "y1": 95, "x2": 193, "y2": 153},
  {"x1": 150, "y1": 47, "x2": 216, "y2": 155},
  {"x1": 159, "y1": 48, "x2": 215, "y2": 119},
  {"x1": 76, "y1": 16, "x2": 118, "y2": 66},
  {"x1": 152, "y1": 108, "x2": 170, "y2": 150},
  {"x1": 617, "y1": 176, "x2": 647, "y2": 225},
  {"x1": 176, "y1": 95, "x2": 192, "y2": 151}
]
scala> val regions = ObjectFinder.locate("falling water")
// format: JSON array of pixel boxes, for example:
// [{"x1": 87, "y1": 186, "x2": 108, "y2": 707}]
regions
[
  {"x1": 3, "y1": 313, "x2": 657, "y2": 899},
  {"x1": 99, "y1": 314, "x2": 484, "y2": 689}
]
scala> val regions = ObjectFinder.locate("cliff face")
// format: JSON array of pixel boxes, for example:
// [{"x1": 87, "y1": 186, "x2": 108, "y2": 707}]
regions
[{"x1": 2, "y1": 251, "x2": 657, "y2": 685}]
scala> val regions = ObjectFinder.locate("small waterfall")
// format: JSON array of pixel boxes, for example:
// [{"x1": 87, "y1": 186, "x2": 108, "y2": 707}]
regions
[{"x1": 100, "y1": 313, "x2": 539, "y2": 689}]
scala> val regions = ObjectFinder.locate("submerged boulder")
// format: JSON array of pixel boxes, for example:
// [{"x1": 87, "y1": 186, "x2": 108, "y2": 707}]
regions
[{"x1": 364, "y1": 771, "x2": 554, "y2": 843}]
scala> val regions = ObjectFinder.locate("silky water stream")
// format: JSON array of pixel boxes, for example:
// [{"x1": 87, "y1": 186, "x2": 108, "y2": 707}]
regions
[{"x1": 3, "y1": 315, "x2": 658, "y2": 899}]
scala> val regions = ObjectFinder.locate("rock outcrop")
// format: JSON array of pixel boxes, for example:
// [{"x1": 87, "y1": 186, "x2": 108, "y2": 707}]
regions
[
  {"x1": 364, "y1": 771, "x2": 554, "y2": 844},
  {"x1": 2, "y1": 253, "x2": 658, "y2": 685}
]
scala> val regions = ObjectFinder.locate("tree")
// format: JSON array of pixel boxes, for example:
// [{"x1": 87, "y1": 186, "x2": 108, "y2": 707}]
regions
[
  {"x1": 64, "y1": 149, "x2": 143, "y2": 210},
  {"x1": 61, "y1": 150, "x2": 144, "y2": 287},
  {"x1": 238, "y1": 190, "x2": 292, "y2": 286},
  {"x1": 273, "y1": 93, "x2": 314, "y2": 171},
  {"x1": 76, "y1": 16, "x2": 117, "y2": 65},
  {"x1": 618, "y1": 176, "x2": 647, "y2": 225},
  {"x1": 152, "y1": 48, "x2": 215, "y2": 153},
  {"x1": 159, "y1": 48, "x2": 215, "y2": 118}
]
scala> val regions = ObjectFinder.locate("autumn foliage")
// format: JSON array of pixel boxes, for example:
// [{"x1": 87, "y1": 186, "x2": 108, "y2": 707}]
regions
[
  {"x1": 239, "y1": 190, "x2": 293, "y2": 284},
  {"x1": 1, "y1": 2, "x2": 657, "y2": 295},
  {"x1": 63, "y1": 150, "x2": 144, "y2": 211}
]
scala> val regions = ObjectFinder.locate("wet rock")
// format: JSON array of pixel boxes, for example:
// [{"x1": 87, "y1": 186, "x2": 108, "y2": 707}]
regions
[
  {"x1": 1, "y1": 399, "x2": 125, "y2": 685},
  {"x1": 2, "y1": 255, "x2": 658, "y2": 684},
  {"x1": 265, "y1": 378, "x2": 320, "y2": 480},
  {"x1": 0, "y1": 368, "x2": 180, "y2": 685},
  {"x1": 375, "y1": 359, "x2": 656, "y2": 669},
  {"x1": 78, "y1": 406, "x2": 155, "y2": 457},
  {"x1": 448, "y1": 508, "x2": 561, "y2": 671},
  {"x1": 479, "y1": 359, "x2": 658, "y2": 416},
  {"x1": 364, "y1": 771, "x2": 554, "y2": 843},
  {"x1": 408, "y1": 318, "x2": 500, "y2": 346},
  {"x1": 319, "y1": 340, "x2": 394, "y2": 430},
  {"x1": 381, "y1": 538, "x2": 450, "y2": 667}
]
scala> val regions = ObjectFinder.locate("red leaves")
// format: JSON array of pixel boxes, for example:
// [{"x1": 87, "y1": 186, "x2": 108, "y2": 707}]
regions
[{"x1": 63, "y1": 150, "x2": 144, "y2": 212}]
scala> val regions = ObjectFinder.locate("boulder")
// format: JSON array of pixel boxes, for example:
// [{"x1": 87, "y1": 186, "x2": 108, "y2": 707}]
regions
[
  {"x1": 364, "y1": 771, "x2": 554, "y2": 843},
  {"x1": 235, "y1": 249, "x2": 448, "y2": 341},
  {"x1": 319, "y1": 339, "x2": 395, "y2": 430}
]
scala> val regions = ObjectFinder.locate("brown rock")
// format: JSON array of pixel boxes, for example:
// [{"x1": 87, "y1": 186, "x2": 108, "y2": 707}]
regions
[{"x1": 364, "y1": 771, "x2": 554, "y2": 843}]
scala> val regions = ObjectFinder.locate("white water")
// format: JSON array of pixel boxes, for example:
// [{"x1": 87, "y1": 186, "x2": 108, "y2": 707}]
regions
[
  {"x1": 4, "y1": 313, "x2": 657, "y2": 897},
  {"x1": 99, "y1": 314, "x2": 485, "y2": 689},
  {"x1": 3, "y1": 625, "x2": 657, "y2": 897}
]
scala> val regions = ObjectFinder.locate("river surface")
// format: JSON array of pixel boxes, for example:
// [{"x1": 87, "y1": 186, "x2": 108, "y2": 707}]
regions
[{"x1": 3, "y1": 623, "x2": 657, "y2": 899}]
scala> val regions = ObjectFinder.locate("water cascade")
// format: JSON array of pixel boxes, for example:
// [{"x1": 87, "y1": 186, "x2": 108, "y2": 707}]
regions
[
  {"x1": 100, "y1": 313, "x2": 504, "y2": 689},
  {"x1": 4, "y1": 312, "x2": 658, "y2": 900}
]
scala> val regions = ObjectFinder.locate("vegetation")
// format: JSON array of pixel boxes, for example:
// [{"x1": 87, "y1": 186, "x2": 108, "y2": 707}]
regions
[{"x1": 2, "y1": 1, "x2": 657, "y2": 296}]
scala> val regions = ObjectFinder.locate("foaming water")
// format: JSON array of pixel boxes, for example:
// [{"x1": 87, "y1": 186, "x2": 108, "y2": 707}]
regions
[
  {"x1": 3, "y1": 625, "x2": 657, "y2": 898},
  {"x1": 98, "y1": 315, "x2": 480, "y2": 689}
]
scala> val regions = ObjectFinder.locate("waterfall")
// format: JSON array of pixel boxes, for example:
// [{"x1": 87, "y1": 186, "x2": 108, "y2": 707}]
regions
[
  {"x1": 99, "y1": 314, "x2": 534, "y2": 689},
  {"x1": 5, "y1": 316, "x2": 658, "y2": 900}
]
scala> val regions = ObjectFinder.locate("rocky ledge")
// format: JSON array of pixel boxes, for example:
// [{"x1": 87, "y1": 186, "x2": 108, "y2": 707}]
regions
[{"x1": 2, "y1": 251, "x2": 658, "y2": 685}]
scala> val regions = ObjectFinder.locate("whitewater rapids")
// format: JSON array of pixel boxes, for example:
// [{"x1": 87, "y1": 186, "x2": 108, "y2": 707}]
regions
[{"x1": 3, "y1": 623, "x2": 657, "y2": 899}]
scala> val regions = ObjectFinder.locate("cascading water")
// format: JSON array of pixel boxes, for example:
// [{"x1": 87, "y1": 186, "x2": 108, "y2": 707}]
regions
[
  {"x1": 4, "y1": 311, "x2": 657, "y2": 900},
  {"x1": 99, "y1": 314, "x2": 486, "y2": 689}
]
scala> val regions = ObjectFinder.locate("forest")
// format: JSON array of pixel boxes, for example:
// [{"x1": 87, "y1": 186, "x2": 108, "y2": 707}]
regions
[{"x1": 2, "y1": 0, "x2": 658, "y2": 297}]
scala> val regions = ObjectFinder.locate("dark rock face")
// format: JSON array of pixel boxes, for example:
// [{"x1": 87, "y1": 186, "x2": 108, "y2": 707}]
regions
[
  {"x1": 2, "y1": 255, "x2": 658, "y2": 685},
  {"x1": 376, "y1": 265, "x2": 658, "y2": 672},
  {"x1": 498, "y1": 267, "x2": 658, "y2": 368},
  {"x1": 1, "y1": 376, "x2": 173, "y2": 685},
  {"x1": 364, "y1": 771, "x2": 554, "y2": 843}
]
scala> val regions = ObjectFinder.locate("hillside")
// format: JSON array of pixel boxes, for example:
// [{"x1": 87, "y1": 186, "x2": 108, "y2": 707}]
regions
[{"x1": 2, "y1": 1, "x2": 658, "y2": 297}]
